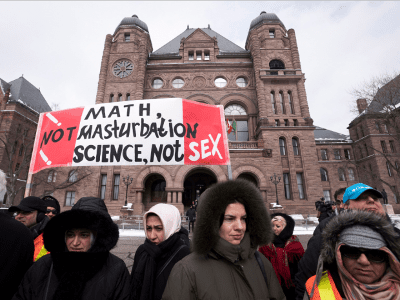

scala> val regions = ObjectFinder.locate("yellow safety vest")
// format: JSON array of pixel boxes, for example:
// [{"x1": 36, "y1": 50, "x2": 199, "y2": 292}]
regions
[
  {"x1": 33, "y1": 233, "x2": 49, "y2": 262},
  {"x1": 305, "y1": 271, "x2": 343, "y2": 300}
]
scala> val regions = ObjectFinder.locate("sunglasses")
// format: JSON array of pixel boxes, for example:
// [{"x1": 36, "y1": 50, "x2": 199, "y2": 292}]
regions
[
  {"x1": 340, "y1": 245, "x2": 387, "y2": 263},
  {"x1": 46, "y1": 209, "x2": 57, "y2": 214}
]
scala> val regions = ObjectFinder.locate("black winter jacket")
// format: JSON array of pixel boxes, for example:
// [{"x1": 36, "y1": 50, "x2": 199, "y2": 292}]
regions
[
  {"x1": 12, "y1": 197, "x2": 130, "y2": 300},
  {"x1": 294, "y1": 212, "x2": 400, "y2": 300}
]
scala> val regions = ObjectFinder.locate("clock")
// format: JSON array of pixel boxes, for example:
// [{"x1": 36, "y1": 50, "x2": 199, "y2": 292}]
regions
[{"x1": 113, "y1": 60, "x2": 133, "y2": 78}]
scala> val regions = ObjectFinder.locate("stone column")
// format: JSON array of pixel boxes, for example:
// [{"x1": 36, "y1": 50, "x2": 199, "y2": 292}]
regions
[
  {"x1": 171, "y1": 192, "x2": 176, "y2": 203},
  {"x1": 133, "y1": 190, "x2": 144, "y2": 215},
  {"x1": 96, "y1": 34, "x2": 112, "y2": 104},
  {"x1": 178, "y1": 192, "x2": 183, "y2": 203},
  {"x1": 167, "y1": 192, "x2": 172, "y2": 203}
]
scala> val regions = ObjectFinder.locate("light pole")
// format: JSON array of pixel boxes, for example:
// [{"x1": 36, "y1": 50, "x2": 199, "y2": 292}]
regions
[
  {"x1": 270, "y1": 173, "x2": 281, "y2": 206},
  {"x1": 122, "y1": 175, "x2": 133, "y2": 206}
]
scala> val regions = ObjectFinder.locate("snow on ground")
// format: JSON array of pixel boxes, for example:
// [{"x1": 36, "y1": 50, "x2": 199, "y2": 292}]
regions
[{"x1": 119, "y1": 229, "x2": 146, "y2": 237}]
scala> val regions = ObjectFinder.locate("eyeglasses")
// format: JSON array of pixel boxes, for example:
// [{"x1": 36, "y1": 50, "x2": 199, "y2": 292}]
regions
[
  {"x1": 340, "y1": 245, "x2": 387, "y2": 263},
  {"x1": 335, "y1": 201, "x2": 342, "y2": 206},
  {"x1": 46, "y1": 209, "x2": 57, "y2": 214}
]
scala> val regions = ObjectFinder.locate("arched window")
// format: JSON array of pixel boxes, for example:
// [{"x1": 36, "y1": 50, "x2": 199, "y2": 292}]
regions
[
  {"x1": 68, "y1": 170, "x2": 78, "y2": 183},
  {"x1": 320, "y1": 168, "x2": 328, "y2": 181},
  {"x1": 338, "y1": 168, "x2": 346, "y2": 181},
  {"x1": 348, "y1": 168, "x2": 355, "y2": 181},
  {"x1": 279, "y1": 91, "x2": 285, "y2": 114},
  {"x1": 271, "y1": 92, "x2": 277, "y2": 114},
  {"x1": 110, "y1": 94, "x2": 114, "y2": 102},
  {"x1": 288, "y1": 91, "x2": 294, "y2": 114},
  {"x1": 292, "y1": 138, "x2": 300, "y2": 156},
  {"x1": 126, "y1": 93, "x2": 130, "y2": 101},
  {"x1": 279, "y1": 138, "x2": 286, "y2": 156},
  {"x1": 151, "y1": 179, "x2": 167, "y2": 202},
  {"x1": 152, "y1": 79, "x2": 163, "y2": 89},
  {"x1": 224, "y1": 104, "x2": 248, "y2": 142},
  {"x1": 269, "y1": 60, "x2": 285, "y2": 69},
  {"x1": 48, "y1": 170, "x2": 57, "y2": 183},
  {"x1": 118, "y1": 94, "x2": 122, "y2": 102}
]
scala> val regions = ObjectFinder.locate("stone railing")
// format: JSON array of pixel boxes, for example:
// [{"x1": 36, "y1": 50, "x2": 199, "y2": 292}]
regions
[{"x1": 229, "y1": 141, "x2": 259, "y2": 149}]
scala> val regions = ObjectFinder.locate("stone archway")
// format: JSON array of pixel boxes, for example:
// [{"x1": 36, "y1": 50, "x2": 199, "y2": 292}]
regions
[
  {"x1": 237, "y1": 172, "x2": 259, "y2": 187},
  {"x1": 183, "y1": 168, "x2": 217, "y2": 208},
  {"x1": 142, "y1": 174, "x2": 167, "y2": 211}
]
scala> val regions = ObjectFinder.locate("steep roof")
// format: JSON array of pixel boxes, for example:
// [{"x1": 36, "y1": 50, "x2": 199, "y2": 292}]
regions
[
  {"x1": 249, "y1": 11, "x2": 286, "y2": 31},
  {"x1": 152, "y1": 27, "x2": 247, "y2": 56},
  {"x1": 0, "y1": 78, "x2": 11, "y2": 95},
  {"x1": 367, "y1": 74, "x2": 400, "y2": 113},
  {"x1": 7, "y1": 76, "x2": 51, "y2": 113},
  {"x1": 314, "y1": 126, "x2": 351, "y2": 142},
  {"x1": 114, "y1": 14, "x2": 149, "y2": 35}
]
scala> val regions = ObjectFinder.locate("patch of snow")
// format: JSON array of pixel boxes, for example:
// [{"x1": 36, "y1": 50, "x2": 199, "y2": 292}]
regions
[
  {"x1": 290, "y1": 214, "x2": 305, "y2": 220},
  {"x1": 111, "y1": 216, "x2": 120, "y2": 221},
  {"x1": 270, "y1": 203, "x2": 283, "y2": 208},
  {"x1": 119, "y1": 229, "x2": 145, "y2": 237}
]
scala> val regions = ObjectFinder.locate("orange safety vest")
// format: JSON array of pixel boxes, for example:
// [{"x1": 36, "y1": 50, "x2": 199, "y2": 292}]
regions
[
  {"x1": 305, "y1": 271, "x2": 342, "y2": 300},
  {"x1": 33, "y1": 233, "x2": 49, "y2": 262}
]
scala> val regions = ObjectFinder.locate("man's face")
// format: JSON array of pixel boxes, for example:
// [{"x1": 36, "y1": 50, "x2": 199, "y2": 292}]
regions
[
  {"x1": 15, "y1": 210, "x2": 37, "y2": 228},
  {"x1": 45, "y1": 206, "x2": 57, "y2": 220},
  {"x1": 336, "y1": 193, "x2": 345, "y2": 210},
  {"x1": 345, "y1": 190, "x2": 385, "y2": 215}
]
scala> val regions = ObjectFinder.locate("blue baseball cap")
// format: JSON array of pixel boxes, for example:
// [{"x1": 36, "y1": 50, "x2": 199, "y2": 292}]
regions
[{"x1": 343, "y1": 183, "x2": 383, "y2": 204}]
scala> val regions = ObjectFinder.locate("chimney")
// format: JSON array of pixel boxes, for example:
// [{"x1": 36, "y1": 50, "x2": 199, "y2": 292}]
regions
[{"x1": 357, "y1": 98, "x2": 367, "y2": 114}]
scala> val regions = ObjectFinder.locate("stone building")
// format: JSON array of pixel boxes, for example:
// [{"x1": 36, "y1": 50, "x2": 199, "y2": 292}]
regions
[
  {"x1": 33, "y1": 12, "x2": 386, "y2": 215},
  {"x1": 0, "y1": 76, "x2": 51, "y2": 204}
]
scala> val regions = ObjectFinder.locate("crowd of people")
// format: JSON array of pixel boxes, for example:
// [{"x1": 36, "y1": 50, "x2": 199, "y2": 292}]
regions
[{"x1": 1, "y1": 178, "x2": 400, "y2": 300}]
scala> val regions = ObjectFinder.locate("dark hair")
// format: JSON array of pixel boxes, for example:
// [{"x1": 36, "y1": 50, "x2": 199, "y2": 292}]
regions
[
  {"x1": 334, "y1": 188, "x2": 346, "y2": 201},
  {"x1": 218, "y1": 199, "x2": 247, "y2": 228},
  {"x1": 146, "y1": 212, "x2": 159, "y2": 219}
]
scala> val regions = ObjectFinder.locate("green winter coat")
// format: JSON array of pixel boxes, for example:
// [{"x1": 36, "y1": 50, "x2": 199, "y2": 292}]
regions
[{"x1": 162, "y1": 233, "x2": 286, "y2": 300}]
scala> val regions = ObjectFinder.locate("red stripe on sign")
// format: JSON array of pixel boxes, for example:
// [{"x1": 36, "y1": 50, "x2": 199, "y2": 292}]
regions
[
  {"x1": 31, "y1": 107, "x2": 85, "y2": 173},
  {"x1": 182, "y1": 100, "x2": 230, "y2": 165}
]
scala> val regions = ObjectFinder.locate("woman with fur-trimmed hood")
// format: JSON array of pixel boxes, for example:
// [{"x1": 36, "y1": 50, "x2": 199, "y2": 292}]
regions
[
  {"x1": 259, "y1": 213, "x2": 304, "y2": 299},
  {"x1": 12, "y1": 197, "x2": 130, "y2": 300},
  {"x1": 304, "y1": 210, "x2": 400, "y2": 300},
  {"x1": 162, "y1": 179, "x2": 286, "y2": 300}
]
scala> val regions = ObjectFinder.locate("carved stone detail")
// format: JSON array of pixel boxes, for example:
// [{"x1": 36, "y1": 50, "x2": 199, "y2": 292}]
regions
[{"x1": 193, "y1": 76, "x2": 206, "y2": 88}]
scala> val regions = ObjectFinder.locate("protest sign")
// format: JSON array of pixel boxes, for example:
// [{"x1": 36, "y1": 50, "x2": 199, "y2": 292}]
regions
[{"x1": 29, "y1": 98, "x2": 230, "y2": 174}]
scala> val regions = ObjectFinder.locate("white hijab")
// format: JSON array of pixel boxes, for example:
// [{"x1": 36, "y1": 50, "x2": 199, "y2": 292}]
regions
[{"x1": 143, "y1": 203, "x2": 182, "y2": 241}]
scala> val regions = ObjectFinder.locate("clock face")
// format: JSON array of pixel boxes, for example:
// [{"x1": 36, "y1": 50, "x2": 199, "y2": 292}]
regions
[{"x1": 113, "y1": 60, "x2": 133, "y2": 78}]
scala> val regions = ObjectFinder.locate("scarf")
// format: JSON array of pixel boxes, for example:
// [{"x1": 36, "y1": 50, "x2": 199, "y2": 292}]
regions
[
  {"x1": 336, "y1": 243, "x2": 400, "y2": 300},
  {"x1": 51, "y1": 251, "x2": 109, "y2": 300},
  {"x1": 130, "y1": 233, "x2": 180, "y2": 300},
  {"x1": 259, "y1": 235, "x2": 304, "y2": 288}
]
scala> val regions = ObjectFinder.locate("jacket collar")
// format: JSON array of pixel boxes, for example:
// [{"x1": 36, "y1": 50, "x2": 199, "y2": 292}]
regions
[{"x1": 210, "y1": 233, "x2": 254, "y2": 262}]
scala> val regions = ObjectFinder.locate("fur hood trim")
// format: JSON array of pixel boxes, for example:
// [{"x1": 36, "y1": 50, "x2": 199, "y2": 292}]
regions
[
  {"x1": 321, "y1": 210, "x2": 400, "y2": 264},
  {"x1": 193, "y1": 179, "x2": 272, "y2": 255},
  {"x1": 43, "y1": 198, "x2": 119, "y2": 253}
]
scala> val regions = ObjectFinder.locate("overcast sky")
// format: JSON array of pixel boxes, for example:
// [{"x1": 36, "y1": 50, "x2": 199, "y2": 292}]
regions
[{"x1": 1, "y1": 1, "x2": 400, "y2": 135}]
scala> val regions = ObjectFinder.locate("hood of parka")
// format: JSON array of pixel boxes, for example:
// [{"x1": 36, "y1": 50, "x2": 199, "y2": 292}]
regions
[
  {"x1": 43, "y1": 197, "x2": 119, "y2": 253},
  {"x1": 193, "y1": 179, "x2": 272, "y2": 255},
  {"x1": 271, "y1": 212, "x2": 295, "y2": 241},
  {"x1": 320, "y1": 210, "x2": 400, "y2": 264}
]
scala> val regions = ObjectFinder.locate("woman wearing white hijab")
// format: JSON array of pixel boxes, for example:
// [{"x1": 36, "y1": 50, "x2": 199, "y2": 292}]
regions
[{"x1": 130, "y1": 204, "x2": 190, "y2": 300}]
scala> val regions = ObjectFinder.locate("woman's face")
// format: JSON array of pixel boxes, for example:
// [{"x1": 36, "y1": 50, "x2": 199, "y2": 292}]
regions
[
  {"x1": 219, "y1": 203, "x2": 247, "y2": 245},
  {"x1": 272, "y1": 220, "x2": 285, "y2": 236},
  {"x1": 342, "y1": 249, "x2": 387, "y2": 284},
  {"x1": 146, "y1": 215, "x2": 164, "y2": 245},
  {"x1": 65, "y1": 229, "x2": 93, "y2": 252}
]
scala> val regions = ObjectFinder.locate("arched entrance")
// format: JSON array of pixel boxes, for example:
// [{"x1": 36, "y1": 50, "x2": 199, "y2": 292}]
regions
[
  {"x1": 183, "y1": 169, "x2": 217, "y2": 208},
  {"x1": 237, "y1": 172, "x2": 259, "y2": 187},
  {"x1": 143, "y1": 174, "x2": 167, "y2": 210}
]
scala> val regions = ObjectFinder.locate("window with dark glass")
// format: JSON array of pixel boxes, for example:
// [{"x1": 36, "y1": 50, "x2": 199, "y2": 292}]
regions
[
  {"x1": 279, "y1": 91, "x2": 285, "y2": 114},
  {"x1": 204, "y1": 50, "x2": 210, "y2": 60},
  {"x1": 321, "y1": 149, "x2": 328, "y2": 160},
  {"x1": 151, "y1": 179, "x2": 167, "y2": 202},
  {"x1": 320, "y1": 168, "x2": 328, "y2": 181},
  {"x1": 338, "y1": 168, "x2": 346, "y2": 181},
  {"x1": 269, "y1": 60, "x2": 285, "y2": 69},
  {"x1": 279, "y1": 138, "x2": 286, "y2": 155},
  {"x1": 275, "y1": 120, "x2": 280, "y2": 127},
  {"x1": 113, "y1": 174, "x2": 120, "y2": 200},
  {"x1": 387, "y1": 162, "x2": 392, "y2": 177},
  {"x1": 323, "y1": 190, "x2": 331, "y2": 202},
  {"x1": 124, "y1": 33, "x2": 130, "y2": 42},
  {"x1": 297, "y1": 173, "x2": 305, "y2": 199},
  {"x1": 126, "y1": 93, "x2": 130, "y2": 101},
  {"x1": 359, "y1": 146, "x2": 364, "y2": 159},
  {"x1": 196, "y1": 51, "x2": 202, "y2": 60},
  {"x1": 390, "y1": 141, "x2": 396, "y2": 153},
  {"x1": 396, "y1": 161, "x2": 400, "y2": 171},
  {"x1": 292, "y1": 138, "x2": 300, "y2": 155},
  {"x1": 19, "y1": 145, "x2": 24, "y2": 156},
  {"x1": 110, "y1": 94, "x2": 114, "y2": 102},
  {"x1": 283, "y1": 173, "x2": 291, "y2": 199},
  {"x1": 68, "y1": 170, "x2": 77, "y2": 183},
  {"x1": 118, "y1": 94, "x2": 122, "y2": 102},
  {"x1": 334, "y1": 149, "x2": 341, "y2": 160},
  {"x1": 271, "y1": 92, "x2": 277, "y2": 114},
  {"x1": 364, "y1": 144, "x2": 369, "y2": 156},
  {"x1": 48, "y1": 170, "x2": 57, "y2": 183},
  {"x1": 269, "y1": 30, "x2": 275, "y2": 38},
  {"x1": 293, "y1": 119, "x2": 298, "y2": 126},
  {"x1": 381, "y1": 141, "x2": 388, "y2": 153},
  {"x1": 288, "y1": 91, "x2": 294, "y2": 114},
  {"x1": 15, "y1": 163, "x2": 20, "y2": 171},
  {"x1": 65, "y1": 191, "x2": 76, "y2": 206},
  {"x1": 188, "y1": 51, "x2": 194, "y2": 61},
  {"x1": 284, "y1": 119, "x2": 288, "y2": 126},
  {"x1": 344, "y1": 149, "x2": 351, "y2": 159},
  {"x1": 100, "y1": 174, "x2": 107, "y2": 200}
]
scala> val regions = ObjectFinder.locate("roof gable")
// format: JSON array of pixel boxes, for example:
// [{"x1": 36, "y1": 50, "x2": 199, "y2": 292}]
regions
[
  {"x1": 152, "y1": 27, "x2": 247, "y2": 56},
  {"x1": 184, "y1": 28, "x2": 214, "y2": 44},
  {"x1": 8, "y1": 77, "x2": 51, "y2": 113}
]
